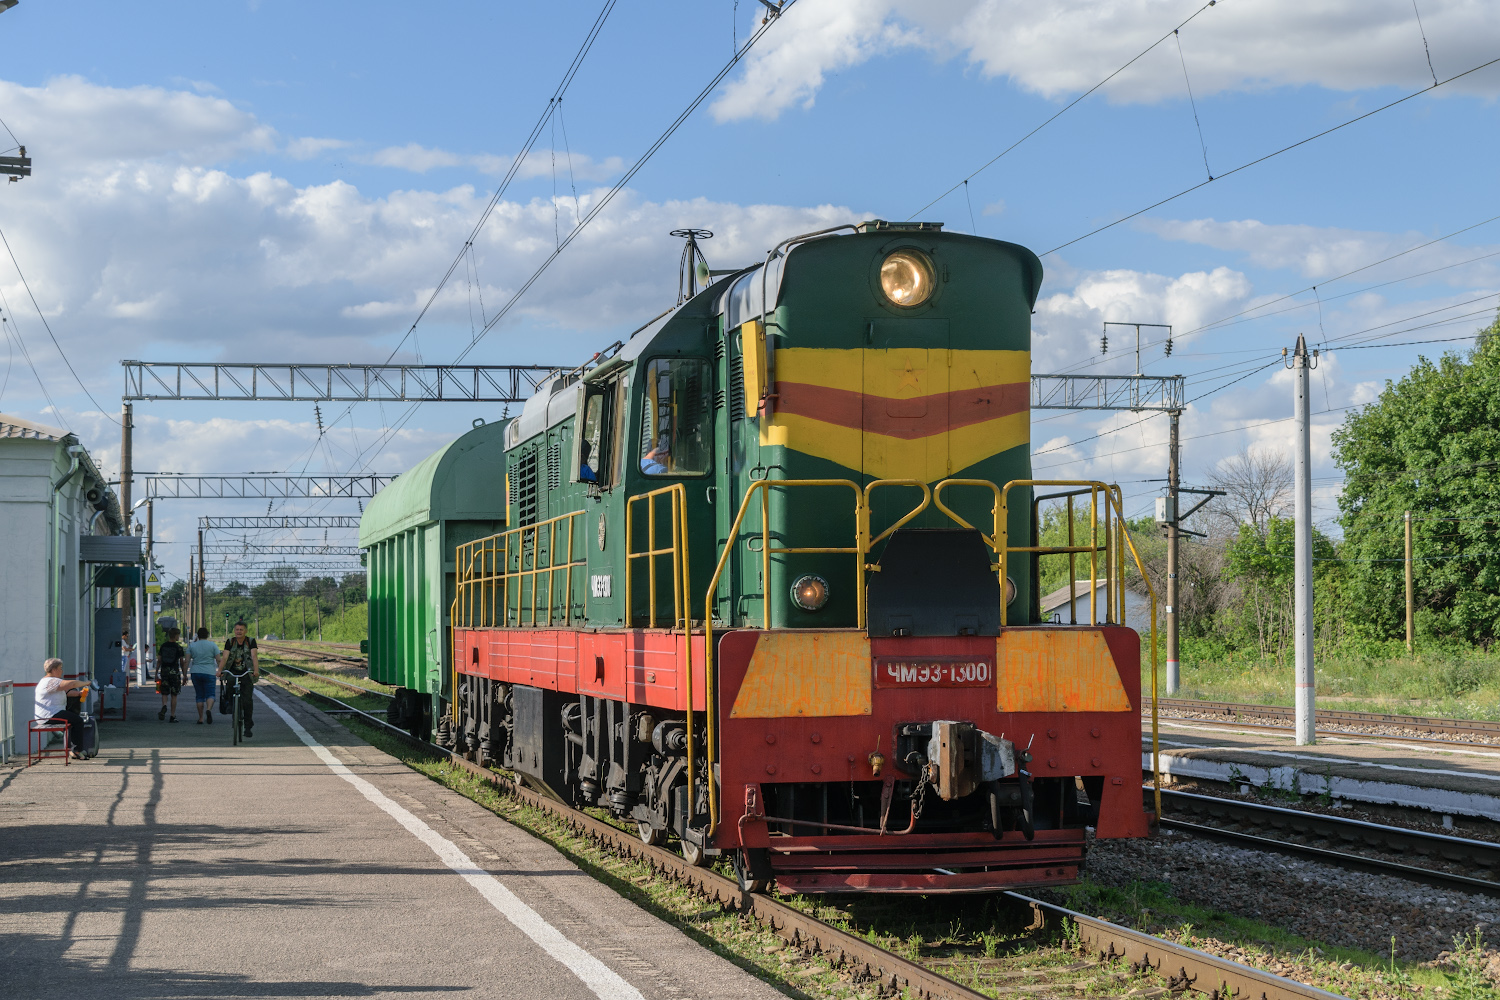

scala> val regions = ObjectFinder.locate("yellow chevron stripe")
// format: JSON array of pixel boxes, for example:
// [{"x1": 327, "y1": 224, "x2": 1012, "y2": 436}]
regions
[
  {"x1": 775, "y1": 348, "x2": 1030, "y2": 398},
  {"x1": 767, "y1": 410, "x2": 1029, "y2": 480}
]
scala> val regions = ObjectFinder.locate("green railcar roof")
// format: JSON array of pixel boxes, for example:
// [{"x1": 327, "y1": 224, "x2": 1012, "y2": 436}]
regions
[{"x1": 358, "y1": 417, "x2": 511, "y2": 547}]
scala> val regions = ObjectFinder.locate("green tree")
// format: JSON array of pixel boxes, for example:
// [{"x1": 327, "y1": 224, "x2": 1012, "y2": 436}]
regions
[
  {"x1": 1221, "y1": 517, "x2": 1337, "y2": 659},
  {"x1": 1332, "y1": 314, "x2": 1500, "y2": 645}
]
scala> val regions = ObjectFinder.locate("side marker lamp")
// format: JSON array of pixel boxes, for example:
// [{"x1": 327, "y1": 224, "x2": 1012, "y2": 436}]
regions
[
  {"x1": 791, "y1": 574, "x2": 830, "y2": 612},
  {"x1": 1005, "y1": 576, "x2": 1017, "y2": 605}
]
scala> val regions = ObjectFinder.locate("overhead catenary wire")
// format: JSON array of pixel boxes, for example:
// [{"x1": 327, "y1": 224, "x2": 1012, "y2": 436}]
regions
[
  {"x1": 0, "y1": 224, "x2": 116, "y2": 424},
  {"x1": 0, "y1": 285, "x2": 64, "y2": 427},
  {"x1": 342, "y1": 3, "x2": 800, "y2": 477},
  {"x1": 906, "y1": 0, "x2": 1224, "y2": 221},
  {"x1": 383, "y1": 0, "x2": 620, "y2": 365},
  {"x1": 1042, "y1": 53, "x2": 1500, "y2": 257},
  {"x1": 1173, "y1": 28, "x2": 1212, "y2": 180}
]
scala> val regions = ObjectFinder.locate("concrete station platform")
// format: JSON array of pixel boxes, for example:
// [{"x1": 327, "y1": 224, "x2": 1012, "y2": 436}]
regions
[
  {"x1": 1142, "y1": 716, "x2": 1500, "y2": 821},
  {"x1": 0, "y1": 685, "x2": 782, "y2": 1000}
]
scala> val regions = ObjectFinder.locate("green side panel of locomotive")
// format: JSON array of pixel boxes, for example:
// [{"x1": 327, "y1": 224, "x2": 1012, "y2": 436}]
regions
[{"x1": 360, "y1": 418, "x2": 510, "y2": 695}]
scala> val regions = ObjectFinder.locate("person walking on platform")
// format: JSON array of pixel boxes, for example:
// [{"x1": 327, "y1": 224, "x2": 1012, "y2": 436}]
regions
[
  {"x1": 187, "y1": 627, "x2": 220, "y2": 724},
  {"x1": 34, "y1": 659, "x2": 88, "y2": 760},
  {"x1": 157, "y1": 627, "x2": 186, "y2": 722},
  {"x1": 217, "y1": 621, "x2": 259, "y2": 737}
]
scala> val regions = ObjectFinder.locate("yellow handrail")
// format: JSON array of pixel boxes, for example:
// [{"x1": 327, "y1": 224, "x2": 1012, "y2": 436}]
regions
[
  {"x1": 452, "y1": 509, "x2": 588, "y2": 629},
  {"x1": 1001, "y1": 479, "x2": 1160, "y2": 820},
  {"x1": 701, "y1": 478, "x2": 923, "y2": 835},
  {"x1": 625, "y1": 485, "x2": 692, "y2": 628}
]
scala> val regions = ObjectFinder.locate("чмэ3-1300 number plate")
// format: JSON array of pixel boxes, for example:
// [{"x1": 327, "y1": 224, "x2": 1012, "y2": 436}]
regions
[{"x1": 873, "y1": 657, "x2": 995, "y2": 688}]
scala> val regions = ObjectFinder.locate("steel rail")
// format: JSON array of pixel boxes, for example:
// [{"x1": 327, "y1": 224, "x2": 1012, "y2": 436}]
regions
[
  {"x1": 1161, "y1": 818, "x2": 1500, "y2": 898},
  {"x1": 1013, "y1": 894, "x2": 1347, "y2": 1000},
  {"x1": 1162, "y1": 787, "x2": 1500, "y2": 866},
  {"x1": 1160, "y1": 698, "x2": 1500, "y2": 740},
  {"x1": 259, "y1": 674, "x2": 1349, "y2": 1000},
  {"x1": 1150, "y1": 714, "x2": 1499, "y2": 753},
  {"x1": 1159, "y1": 788, "x2": 1500, "y2": 895},
  {"x1": 267, "y1": 659, "x2": 391, "y2": 700},
  {"x1": 261, "y1": 642, "x2": 369, "y2": 668}
]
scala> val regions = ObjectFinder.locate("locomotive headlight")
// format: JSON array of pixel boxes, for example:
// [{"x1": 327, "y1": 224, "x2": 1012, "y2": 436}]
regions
[
  {"x1": 791, "y1": 574, "x2": 830, "y2": 612},
  {"x1": 879, "y1": 250, "x2": 935, "y2": 307},
  {"x1": 1005, "y1": 576, "x2": 1017, "y2": 605}
]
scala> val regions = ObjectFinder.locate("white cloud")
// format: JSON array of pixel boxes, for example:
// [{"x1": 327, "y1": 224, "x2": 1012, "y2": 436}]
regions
[
  {"x1": 0, "y1": 74, "x2": 857, "y2": 429},
  {"x1": 361, "y1": 142, "x2": 624, "y2": 181},
  {"x1": 716, "y1": 0, "x2": 1500, "y2": 121},
  {"x1": 1032, "y1": 264, "x2": 1252, "y2": 371},
  {"x1": 1141, "y1": 217, "x2": 1500, "y2": 288},
  {"x1": 285, "y1": 136, "x2": 351, "y2": 160},
  {"x1": 0, "y1": 75, "x2": 277, "y2": 165}
]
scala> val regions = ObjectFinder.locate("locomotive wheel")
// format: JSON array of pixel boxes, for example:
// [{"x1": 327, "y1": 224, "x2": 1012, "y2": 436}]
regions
[
  {"x1": 680, "y1": 836, "x2": 707, "y2": 868},
  {"x1": 637, "y1": 821, "x2": 663, "y2": 847}
]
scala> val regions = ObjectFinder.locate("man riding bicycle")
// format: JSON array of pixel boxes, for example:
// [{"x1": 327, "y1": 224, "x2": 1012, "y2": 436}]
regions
[{"x1": 217, "y1": 621, "x2": 260, "y2": 738}]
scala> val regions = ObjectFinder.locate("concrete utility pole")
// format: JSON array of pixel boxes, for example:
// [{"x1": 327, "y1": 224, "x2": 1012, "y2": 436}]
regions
[
  {"x1": 197, "y1": 528, "x2": 206, "y2": 632},
  {"x1": 134, "y1": 520, "x2": 146, "y2": 687},
  {"x1": 1165, "y1": 410, "x2": 1181, "y2": 694},
  {"x1": 1290, "y1": 335, "x2": 1317, "y2": 745},
  {"x1": 118, "y1": 403, "x2": 132, "y2": 621},
  {"x1": 1405, "y1": 510, "x2": 1414, "y2": 654}
]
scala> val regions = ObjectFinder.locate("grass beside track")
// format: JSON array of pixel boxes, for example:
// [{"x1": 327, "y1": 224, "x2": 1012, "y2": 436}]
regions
[
  {"x1": 1149, "y1": 647, "x2": 1500, "y2": 721},
  {"x1": 265, "y1": 679, "x2": 1469, "y2": 999}
]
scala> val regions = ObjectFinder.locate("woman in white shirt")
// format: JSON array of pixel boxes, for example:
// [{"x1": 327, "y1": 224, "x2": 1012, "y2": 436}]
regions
[{"x1": 34, "y1": 658, "x2": 88, "y2": 759}]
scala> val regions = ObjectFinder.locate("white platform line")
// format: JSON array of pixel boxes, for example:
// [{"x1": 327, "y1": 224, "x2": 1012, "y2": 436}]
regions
[{"x1": 257, "y1": 690, "x2": 646, "y2": 1000}]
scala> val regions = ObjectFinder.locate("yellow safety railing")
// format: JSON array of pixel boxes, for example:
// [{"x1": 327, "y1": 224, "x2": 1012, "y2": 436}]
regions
[
  {"x1": 698, "y1": 477, "x2": 1160, "y2": 834},
  {"x1": 699, "y1": 478, "x2": 930, "y2": 835},
  {"x1": 624, "y1": 484, "x2": 702, "y2": 830},
  {"x1": 999, "y1": 480, "x2": 1159, "y2": 819},
  {"x1": 625, "y1": 484, "x2": 691, "y2": 629},
  {"x1": 451, "y1": 509, "x2": 588, "y2": 629},
  {"x1": 1024, "y1": 485, "x2": 1128, "y2": 626}
]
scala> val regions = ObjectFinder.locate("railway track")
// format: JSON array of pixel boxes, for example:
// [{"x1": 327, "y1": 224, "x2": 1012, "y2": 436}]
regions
[
  {"x1": 260, "y1": 671, "x2": 1346, "y2": 1000},
  {"x1": 1158, "y1": 698, "x2": 1500, "y2": 741},
  {"x1": 267, "y1": 659, "x2": 391, "y2": 702},
  {"x1": 260, "y1": 641, "x2": 368, "y2": 668},
  {"x1": 1159, "y1": 788, "x2": 1500, "y2": 898}
]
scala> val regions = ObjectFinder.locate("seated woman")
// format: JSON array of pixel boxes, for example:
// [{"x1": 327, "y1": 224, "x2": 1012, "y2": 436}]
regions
[{"x1": 33, "y1": 658, "x2": 88, "y2": 760}]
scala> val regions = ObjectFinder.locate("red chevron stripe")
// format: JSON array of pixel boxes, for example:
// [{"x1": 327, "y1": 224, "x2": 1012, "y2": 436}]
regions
[{"x1": 775, "y1": 381, "x2": 1028, "y2": 440}]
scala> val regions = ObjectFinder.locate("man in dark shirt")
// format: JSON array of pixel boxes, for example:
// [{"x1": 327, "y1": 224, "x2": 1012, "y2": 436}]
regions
[{"x1": 216, "y1": 621, "x2": 260, "y2": 737}]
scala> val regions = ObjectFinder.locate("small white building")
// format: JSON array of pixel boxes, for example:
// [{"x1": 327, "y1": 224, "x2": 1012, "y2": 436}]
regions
[{"x1": 0, "y1": 413, "x2": 128, "y2": 752}]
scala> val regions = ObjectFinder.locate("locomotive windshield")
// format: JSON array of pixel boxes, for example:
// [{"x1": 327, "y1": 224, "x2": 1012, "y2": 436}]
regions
[{"x1": 639, "y1": 358, "x2": 712, "y2": 476}]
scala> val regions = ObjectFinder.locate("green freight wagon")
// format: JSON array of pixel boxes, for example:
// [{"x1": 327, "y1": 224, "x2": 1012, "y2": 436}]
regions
[{"x1": 359, "y1": 417, "x2": 511, "y2": 740}]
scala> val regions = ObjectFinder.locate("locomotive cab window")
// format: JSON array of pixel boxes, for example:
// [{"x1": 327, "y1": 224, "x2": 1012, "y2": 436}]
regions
[
  {"x1": 639, "y1": 358, "x2": 711, "y2": 477},
  {"x1": 573, "y1": 375, "x2": 628, "y2": 489},
  {"x1": 578, "y1": 389, "x2": 608, "y2": 486}
]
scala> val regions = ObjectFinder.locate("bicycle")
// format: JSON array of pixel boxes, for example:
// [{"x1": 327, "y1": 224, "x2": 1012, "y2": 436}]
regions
[{"x1": 220, "y1": 670, "x2": 253, "y2": 745}]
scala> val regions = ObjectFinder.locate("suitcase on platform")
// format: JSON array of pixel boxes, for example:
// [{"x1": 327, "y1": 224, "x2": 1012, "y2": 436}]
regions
[{"x1": 71, "y1": 715, "x2": 98, "y2": 759}]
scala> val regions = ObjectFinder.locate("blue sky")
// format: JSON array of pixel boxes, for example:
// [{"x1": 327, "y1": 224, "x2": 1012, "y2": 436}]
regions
[{"x1": 0, "y1": 0, "x2": 1496, "y2": 576}]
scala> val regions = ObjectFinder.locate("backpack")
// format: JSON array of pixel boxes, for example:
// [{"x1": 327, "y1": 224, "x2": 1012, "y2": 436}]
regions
[{"x1": 158, "y1": 642, "x2": 184, "y2": 676}]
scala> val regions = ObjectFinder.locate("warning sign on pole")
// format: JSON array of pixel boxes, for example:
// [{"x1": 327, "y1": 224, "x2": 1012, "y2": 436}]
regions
[{"x1": 145, "y1": 571, "x2": 162, "y2": 594}]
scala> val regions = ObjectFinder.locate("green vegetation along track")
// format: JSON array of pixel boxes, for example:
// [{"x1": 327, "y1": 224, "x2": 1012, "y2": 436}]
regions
[{"x1": 1157, "y1": 698, "x2": 1500, "y2": 740}]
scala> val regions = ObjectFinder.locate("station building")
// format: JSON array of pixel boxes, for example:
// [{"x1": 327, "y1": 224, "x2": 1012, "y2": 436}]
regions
[{"x1": 0, "y1": 413, "x2": 131, "y2": 752}]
